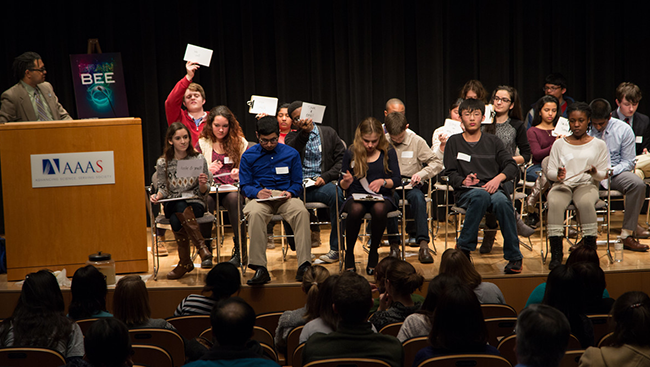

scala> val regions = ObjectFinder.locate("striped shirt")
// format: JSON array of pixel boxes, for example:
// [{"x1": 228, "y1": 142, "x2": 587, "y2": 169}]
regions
[{"x1": 174, "y1": 294, "x2": 217, "y2": 316}]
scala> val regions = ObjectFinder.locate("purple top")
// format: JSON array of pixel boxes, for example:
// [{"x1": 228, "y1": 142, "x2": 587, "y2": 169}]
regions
[
  {"x1": 196, "y1": 144, "x2": 236, "y2": 184},
  {"x1": 527, "y1": 126, "x2": 556, "y2": 164}
]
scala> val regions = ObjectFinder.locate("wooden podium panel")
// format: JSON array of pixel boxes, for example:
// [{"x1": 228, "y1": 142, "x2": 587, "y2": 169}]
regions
[{"x1": 0, "y1": 118, "x2": 148, "y2": 280}]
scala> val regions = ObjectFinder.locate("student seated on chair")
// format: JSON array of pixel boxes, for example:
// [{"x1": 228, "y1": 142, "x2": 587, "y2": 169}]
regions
[
  {"x1": 441, "y1": 98, "x2": 523, "y2": 274},
  {"x1": 339, "y1": 117, "x2": 401, "y2": 275},
  {"x1": 196, "y1": 105, "x2": 250, "y2": 266},
  {"x1": 588, "y1": 98, "x2": 650, "y2": 251},
  {"x1": 66, "y1": 318, "x2": 134, "y2": 367},
  {"x1": 150, "y1": 122, "x2": 213, "y2": 279},
  {"x1": 68, "y1": 265, "x2": 113, "y2": 320},
  {"x1": 184, "y1": 297, "x2": 281, "y2": 367},
  {"x1": 299, "y1": 275, "x2": 341, "y2": 344},
  {"x1": 438, "y1": 248, "x2": 506, "y2": 304},
  {"x1": 113, "y1": 275, "x2": 177, "y2": 331},
  {"x1": 385, "y1": 111, "x2": 441, "y2": 264},
  {"x1": 515, "y1": 304, "x2": 570, "y2": 367},
  {"x1": 174, "y1": 262, "x2": 242, "y2": 316},
  {"x1": 546, "y1": 102, "x2": 609, "y2": 270},
  {"x1": 302, "y1": 272, "x2": 403, "y2": 367},
  {"x1": 369, "y1": 256, "x2": 424, "y2": 314},
  {"x1": 239, "y1": 116, "x2": 312, "y2": 286}
]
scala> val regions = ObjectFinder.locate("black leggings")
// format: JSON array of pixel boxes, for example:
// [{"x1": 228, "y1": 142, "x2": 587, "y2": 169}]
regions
[
  {"x1": 343, "y1": 200, "x2": 393, "y2": 269},
  {"x1": 209, "y1": 192, "x2": 245, "y2": 244}
]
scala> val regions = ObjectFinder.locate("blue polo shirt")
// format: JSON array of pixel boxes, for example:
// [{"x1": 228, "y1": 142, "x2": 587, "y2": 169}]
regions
[{"x1": 240, "y1": 143, "x2": 303, "y2": 199}]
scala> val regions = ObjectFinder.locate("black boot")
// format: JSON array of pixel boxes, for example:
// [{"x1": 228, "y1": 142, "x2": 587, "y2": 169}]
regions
[
  {"x1": 228, "y1": 236, "x2": 248, "y2": 266},
  {"x1": 549, "y1": 236, "x2": 563, "y2": 270},
  {"x1": 583, "y1": 236, "x2": 598, "y2": 251}
]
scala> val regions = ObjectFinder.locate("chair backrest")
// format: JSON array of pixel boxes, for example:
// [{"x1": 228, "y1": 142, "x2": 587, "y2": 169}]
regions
[
  {"x1": 378, "y1": 322, "x2": 403, "y2": 338},
  {"x1": 587, "y1": 314, "x2": 612, "y2": 348},
  {"x1": 567, "y1": 334, "x2": 582, "y2": 351},
  {"x1": 75, "y1": 318, "x2": 100, "y2": 335},
  {"x1": 304, "y1": 358, "x2": 392, "y2": 367},
  {"x1": 559, "y1": 350, "x2": 584, "y2": 367},
  {"x1": 0, "y1": 347, "x2": 66, "y2": 367},
  {"x1": 293, "y1": 343, "x2": 305, "y2": 367},
  {"x1": 484, "y1": 317, "x2": 517, "y2": 347},
  {"x1": 129, "y1": 328, "x2": 185, "y2": 367},
  {"x1": 199, "y1": 327, "x2": 212, "y2": 341},
  {"x1": 481, "y1": 304, "x2": 517, "y2": 319},
  {"x1": 255, "y1": 311, "x2": 284, "y2": 339},
  {"x1": 131, "y1": 344, "x2": 173, "y2": 367},
  {"x1": 597, "y1": 332, "x2": 615, "y2": 348},
  {"x1": 496, "y1": 334, "x2": 517, "y2": 367},
  {"x1": 402, "y1": 336, "x2": 429, "y2": 367},
  {"x1": 286, "y1": 325, "x2": 305, "y2": 366},
  {"x1": 261, "y1": 342, "x2": 279, "y2": 363},
  {"x1": 166, "y1": 315, "x2": 211, "y2": 340},
  {"x1": 252, "y1": 325, "x2": 275, "y2": 348},
  {"x1": 416, "y1": 354, "x2": 512, "y2": 367}
]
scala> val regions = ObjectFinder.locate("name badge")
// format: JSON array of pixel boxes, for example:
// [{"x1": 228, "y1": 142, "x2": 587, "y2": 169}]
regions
[
  {"x1": 318, "y1": 145, "x2": 322, "y2": 152},
  {"x1": 276, "y1": 166, "x2": 289, "y2": 174},
  {"x1": 401, "y1": 151, "x2": 414, "y2": 158},
  {"x1": 637, "y1": 136, "x2": 643, "y2": 144},
  {"x1": 224, "y1": 156, "x2": 233, "y2": 164},
  {"x1": 457, "y1": 152, "x2": 471, "y2": 162}
]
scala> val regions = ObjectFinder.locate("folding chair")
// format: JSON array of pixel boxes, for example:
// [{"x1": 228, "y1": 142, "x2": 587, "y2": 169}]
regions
[
  {"x1": 484, "y1": 317, "x2": 517, "y2": 347},
  {"x1": 129, "y1": 328, "x2": 185, "y2": 367},
  {"x1": 255, "y1": 311, "x2": 284, "y2": 339},
  {"x1": 481, "y1": 304, "x2": 517, "y2": 319},
  {"x1": 402, "y1": 336, "x2": 429, "y2": 367},
  {"x1": 378, "y1": 322, "x2": 403, "y2": 337},
  {"x1": 166, "y1": 315, "x2": 211, "y2": 340}
]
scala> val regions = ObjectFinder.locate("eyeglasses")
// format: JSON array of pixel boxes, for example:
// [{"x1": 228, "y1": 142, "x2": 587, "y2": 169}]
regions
[
  {"x1": 29, "y1": 67, "x2": 46, "y2": 73},
  {"x1": 260, "y1": 137, "x2": 278, "y2": 144},
  {"x1": 493, "y1": 96, "x2": 511, "y2": 104},
  {"x1": 543, "y1": 85, "x2": 561, "y2": 92}
]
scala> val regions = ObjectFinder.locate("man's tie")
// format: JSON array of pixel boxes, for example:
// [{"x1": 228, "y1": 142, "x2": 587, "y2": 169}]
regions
[
  {"x1": 625, "y1": 117, "x2": 630, "y2": 125},
  {"x1": 34, "y1": 90, "x2": 49, "y2": 121}
]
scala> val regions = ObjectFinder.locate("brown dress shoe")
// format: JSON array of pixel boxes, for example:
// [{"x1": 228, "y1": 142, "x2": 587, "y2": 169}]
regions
[
  {"x1": 623, "y1": 236, "x2": 650, "y2": 252},
  {"x1": 418, "y1": 247, "x2": 434, "y2": 264},
  {"x1": 636, "y1": 225, "x2": 650, "y2": 239},
  {"x1": 389, "y1": 243, "x2": 401, "y2": 258}
]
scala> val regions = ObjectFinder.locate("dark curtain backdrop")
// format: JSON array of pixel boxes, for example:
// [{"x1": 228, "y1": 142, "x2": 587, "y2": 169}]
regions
[{"x1": 1, "y1": 0, "x2": 649, "y2": 231}]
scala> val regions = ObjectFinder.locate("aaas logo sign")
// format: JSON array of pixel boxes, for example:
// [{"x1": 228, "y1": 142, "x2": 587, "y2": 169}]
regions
[{"x1": 30, "y1": 151, "x2": 115, "y2": 188}]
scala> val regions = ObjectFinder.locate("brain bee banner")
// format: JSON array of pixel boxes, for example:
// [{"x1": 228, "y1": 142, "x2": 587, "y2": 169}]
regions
[{"x1": 70, "y1": 53, "x2": 129, "y2": 118}]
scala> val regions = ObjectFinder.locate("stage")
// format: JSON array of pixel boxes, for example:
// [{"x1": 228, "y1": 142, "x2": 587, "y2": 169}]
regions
[{"x1": 1, "y1": 213, "x2": 650, "y2": 319}]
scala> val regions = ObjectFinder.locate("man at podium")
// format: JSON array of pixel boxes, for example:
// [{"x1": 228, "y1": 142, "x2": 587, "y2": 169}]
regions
[{"x1": 0, "y1": 52, "x2": 72, "y2": 123}]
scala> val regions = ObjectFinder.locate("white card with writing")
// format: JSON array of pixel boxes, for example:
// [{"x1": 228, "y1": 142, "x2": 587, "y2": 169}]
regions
[
  {"x1": 443, "y1": 119, "x2": 464, "y2": 135},
  {"x1": 457, "y1": 152, "x2": 471, "y2": 162},
  {"x1": 637, "y1": 136, "x2": 643, "y2": 144},
  {"x1": 248, "y1": 95, "x2": 278, "y2": 115},
  {"x1": 552, "y1": 117, "x2": 572, "y2": 137},
  {"x1": 183, "y1": 44, "x2": 213, "y2": 67},
  {"x1": 299, "y1": 102, "x2": 326, "y2": 123},
  {"x1": 177, "y1": 158, "x2": 205, "y2": 177},
  {"x1": 482, "y1": 104, "x2": 495, "y2": 124}
]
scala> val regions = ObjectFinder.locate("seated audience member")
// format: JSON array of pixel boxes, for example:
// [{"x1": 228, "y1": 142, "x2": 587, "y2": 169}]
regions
[
  {"x1": 239, "y1": 116, "x2": 312, "y2": 285},
  {"x1": 542, "y1": 265, "x2": 594, "y2": 349},
  {"x1": 459, "y1": 79, "x2": 489, "y2": 103},
  {"x1": 571, "y1": 262, "x2": 615, "y2": 315},
  {"x1": 369, "y1": 256, "x2": 424, "y2": 314},
  {"x1": 66, "y1": 318, "x2": 134, "y2": 367},
  {"x1": 184, "y1": 297, "x2": 280, "y2": 367},
  {"x1": 588, "y1": 98, "x2": 650, "y2": 248},
  {"x1": 299, "y1": 275, "x2": 340, "y2": 344},
  {"x1": 438, "y1": 248, "x2": 505, "y2": 304},
  {"x1": 302, "y1": 272, "x2": 403, "y2": 367},
  {"x1": 339, "y1": 117, "x2": 401, "y2": 274},
  {"x1": 397, "y1": 274, "x2": 464, "y2": 342},
  {"x1": 0, "y1": 270, "x2": 84, "y2": 361},
  {"x1": 113, "y1": 275, "x2": 177, "y2": 331},
  {"x1": 579, "y1": 291, "x2": 650, "y2": 367},
  {"x1": 525, "y1": 246, "x2": 611, "y2": 307},
  {"x1": 441, "y1": 98, "x2": 523, "y2": 274},
  {"x1": 385, "y1": 111, "x2": 441, "y2": 263},
  {"x1": 546, "y1": 102, "x2": 609, "y2": 269},
  {"x1": 275, "y1": 265, "x2": 330, "y2": 352},
  {"x1": 612, "y1": 82, "x2": 650, "y2": 156},
  {"x1": 515, "y1": 304, "x2": 571, "y2": 367},
  {"x1": 68, "y1": 265, "x2": 112, "y2": 320},
  {"x1": 196, "y1": 106, "x2": 249, "y2": 265},
  {"x1": 174, "y1": 262, "x2": 241, "y2": 316},
  {"x1": 525, "y1": 73, "x2": 575, "y2": 128},
  {"x1": 413, "y1": 283, "x2": 499, "y2": 366},
  {"x1": 369, "y1": 260, "x2": 424, "y2": 331}
]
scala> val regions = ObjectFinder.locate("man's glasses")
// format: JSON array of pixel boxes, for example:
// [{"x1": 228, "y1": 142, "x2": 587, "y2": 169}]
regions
[
  {"x1": 543, "y1": 85, "x2": 561, "y2": 92},
  {"x1": 29, "y1": 67, "x2": 46, "y2": 73},
  {"x1": 260, "y1": 137, "x2": 278, "y2": 144}
]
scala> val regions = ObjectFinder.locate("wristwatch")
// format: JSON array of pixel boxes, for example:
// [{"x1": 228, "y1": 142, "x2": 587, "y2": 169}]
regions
[{"x1": 382, "y1": 179, "x2": 387, "y2": 187}]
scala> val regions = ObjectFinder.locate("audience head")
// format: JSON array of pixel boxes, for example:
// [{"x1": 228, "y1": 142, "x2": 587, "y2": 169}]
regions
[
  {"x1": 68, "y1": 265, "x2": 108, "y2": 320},
  {"x1": 13, "y1": 51, "x2": 42, "y2": 84},
  {"x1": 516, "y1": 304, "x2": 570, "y2": 367},
  {"x1": 385, "y1": 112, "x2": 409, "y2": 144},
  {"x1": 16, "y1": 269, "x2": 65, "y2": 316},
  {"x1": 211, "y1": 297, "x2": 256, "y2": 347},
  {"x1": 374, "y1": 256, "x2": 400, "y2": 294},
  {"x1": 302, "y1": 265, "x2": 331, "y2": 321},
  {"x1": 333, "y1": 272, "x2": 373, "y2": 324},
  {"x1": 276, "y1": 102, "x2": 293, "y2": 134},
  {"x1": 113, "y1": 275, "x2": 151, "y2": 327},
  {"x1": 351, "y1": 117, "x2": 391, "y2": 178},
  {"x1": 543, "y1": 73, "x2": 568, "y2": 102},
  {"x1": 419, "y1": 274, "x2": 464, "y2": 317},
  {"x1": 570, "y1": 262, "x2": 606, "y2": 305},
  {"x1": 203, "y1": 262, "x2": 241, "y2": 301},
  {"x1": 616, "y1": 82, "x2": 642, "y2": 118},
  {"x1": 84, "y1": 318, "x2": 133, "y2": 367},
  {"x1": 309, "y1": 274, "x2": 340, "y2": 329},
  {"x1": 429, "y1": 282, "x2": 487, "y2": 353},
  {"x1": 384, "y1": 98, "x2": 405, "y2": 116},
  {"x1": 565, "y1": 245, "x2": 599, "y2": 266},
  {"x1": 163, "y1": 122, "x2": 197, "y2": 160},
  {"x1": 459, "y1": 80, "x2": 488, "y2": 103},
  {"x1": 610, "y1": 291, "x2": 650, "y2": 348},
  {"x1": 183, "y1": 83, "x2": 206, "y2": 112},
  {"x1": 532, "y1": 95, "x2": 560, "y2": 127},
  {"x1": 449, "y1": 98, "x2": 464, "y2": 121},
  {"x1": 384, "y1": 260, "x2": 424, "y2": 299},
  {"x1": 491, "y1": 85, "x2": 523, "y2": 121},
  {"x1": 438, "y1": 248, "x2": 482, "y2": 289},
  {"x1": 542, "y1": 264, "x2": 583, "y2": 315}
]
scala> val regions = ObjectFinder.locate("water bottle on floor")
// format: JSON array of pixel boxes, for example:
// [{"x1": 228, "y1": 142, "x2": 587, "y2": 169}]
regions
[{"x1": 614, "y1": 241, "x2": 624, "y2": 262}]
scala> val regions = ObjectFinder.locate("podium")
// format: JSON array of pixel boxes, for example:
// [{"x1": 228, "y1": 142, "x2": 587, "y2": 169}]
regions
[{"x1": 0, "y1": 118, "x2": 148, "y2": 281}]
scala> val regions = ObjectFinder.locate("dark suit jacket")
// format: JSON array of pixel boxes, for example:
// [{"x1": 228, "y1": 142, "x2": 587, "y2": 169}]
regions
[
  {"x1": 0, "y1": 81, "x2": 72, "y2": 123},
  {"x1": 612, "y1": 110, "x2": 650, "y2": 155},
  {"x1": 285, "y1": 125, "x2": 345, "y2": 183}
]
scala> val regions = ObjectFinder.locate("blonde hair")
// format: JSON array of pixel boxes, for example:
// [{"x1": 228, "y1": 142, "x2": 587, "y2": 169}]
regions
[
  {"x1": 302, "y1": 265, "x2": 330, "y2": 321},
  {"x1": 351, "y1": 117, "x2": 391, "y2": 178}
]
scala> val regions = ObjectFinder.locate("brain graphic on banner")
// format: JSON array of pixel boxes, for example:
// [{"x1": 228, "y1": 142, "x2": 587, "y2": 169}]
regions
[{"x1": 70, "y1": 53, "x2": 129, "y2": 118}]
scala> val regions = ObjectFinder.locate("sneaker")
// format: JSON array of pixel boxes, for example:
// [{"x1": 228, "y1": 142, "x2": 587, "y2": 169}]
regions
[
  {"x1": 319, "y1": 250, "x2": 339, "y2": 263},
  {"x1": 504, "y1": 259, "x2": 523, "y2": 274}
]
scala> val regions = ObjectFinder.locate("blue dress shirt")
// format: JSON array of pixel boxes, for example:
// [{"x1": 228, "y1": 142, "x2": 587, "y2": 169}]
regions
[
  {"x1": 588, "y1": 117, "x2": 635, "y2": 177},
  {"x1": 240, "y1": 143, "x2": 304, "y2": 199}
]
